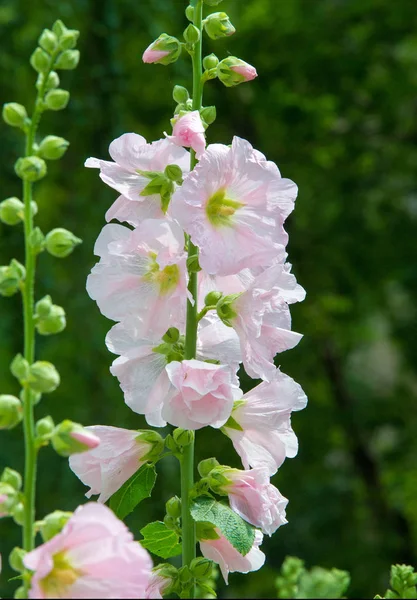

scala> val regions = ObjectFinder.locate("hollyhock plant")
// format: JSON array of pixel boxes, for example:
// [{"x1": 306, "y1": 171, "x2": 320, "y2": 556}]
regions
[
  {"x1": 163, "y1": 359, "x2": 242, "y2": 430},
  {"x1": 171, "y1": 136, "x2": 295, "y2": 275},
  {"x1": 85, "y1": 134, "x2": 189, "y2": 222},
  {"x1": 166, "y1": 111, "x2": 206, "y2": 159},
  {"x1": 199, "y1": 529, "x2": 265, "y2": 584},
  {"x1": 222, "y1": 369, "x2": 307, "y2": 475},
  {"x1": 69, "y1": 426, "x2": 163, "y2": 502},
  {"x1": 86, "y1": 220, "x2": 189, "y2": 330},
  {"x1": 24, "y1": 503, "x2": 153, "y2": 599},
  {"x1": 209, "y1": 466, "x2": 288, "y2": 536}
]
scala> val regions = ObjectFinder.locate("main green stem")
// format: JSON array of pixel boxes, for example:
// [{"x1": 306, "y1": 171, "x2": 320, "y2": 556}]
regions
[{"x1": 181, "y1": 1, "x2": 203, "y2": 596}]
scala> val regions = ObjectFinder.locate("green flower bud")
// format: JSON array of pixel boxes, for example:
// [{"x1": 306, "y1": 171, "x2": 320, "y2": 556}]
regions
[
  {"x1": 185, "y1": 6, "x2": 194, "y2": 21},
  {"x1": 163, "y1": 514, "x2": 178, "y2": 530},
  {"x1": 9, "y1": 547, "x2": 26, "y2": 572},
  {"x1": 44, "y1": 71, "x2": 60, "y2": 90},
  {"x1": 204, "y1": 0, "x2": 224, "y2": 5},
  {"x1": 207, "y1": 466, "x2": 232, "y2": 493},
  {"x1": 166, "y1": 496, "x2": 181, "y2": 518},
  {"x1": 38, "y1": 135, "x2": 69, "y2": 160},
  {"x1": 0, "y1": 260, "x2": 25, "y2": 297},
  {"x1": 38, "y1": 29, "x2": 58, "y2": 53},
  {"x1": 0, "y1": 395, "x2": 22, "y2": 430},
  {"x1": 204, "y1": 291, "x2": 223, "y2": 307},
  {"x1": 0, "y1": 197, "x2": 24, "y2": 225},
  {"x1": 52, "y1": 19, "x2": 67, "y2": 38},
  {"x1": 55, "y1": 49, "x2": 80, "y2": 70},
  {"x1": 20, "y1": 388, "x2": 42, "y2": 406},
  {"x1": 164, "y1": 164, "x2": 183, "y2": 184},
  {"x1": 14, "y1": 586, "x2": 26, "y2": 599},
  {"x1": 35, "y1": 295, "x2": 53, "y2": 317},
  {"x1": 216, "y1": 293, "x2": 240, "y2": 326},
  {"x1": 45, "y1": 228, "x2": 82, "y2": 258},
  {"x1": 0, "y1": 482, "x2": 18, "y2": 516},
  {"x1": 36, "y1": 415, "x2": 55, "y2": 438},
  {"x1": 190, "y1": 557, "x2": 213, "y2": 580},
  {"x1": 162, "y1": 327, "x2": 180, "y2": 344},
  {"x1": 12, "y1": 502, "x2": 25, "y2": 526},
  {"x1": 36, "y1": 304, "x2": 66, "y2": 335},
  {"x1": 200, "y1": 105, "x2": 216, "y2": 126},
  {"x1": 29, "y1": 361, "x2": 60, "y2": 393},
  {"x1": 184, "y1": 24, "x2": 200, "y2": 45},
  {"x1": 203, "y1": 54, "x2": 219, "y2": 70},
  {"x1": 28, "y1": 227, "x2": 46, "y2": 255},
  {"x1": 44, "y1": 89, "x2": 70, "y2": 111},
  {"x1": 217, "y1": 57, "x2": 258, "y2": 88},
  {"x1": 2, "y1": 103, "x2": 28, "y2": 129},
  {"x1": 137, "y1": 430, "x2": 165, "y2": 461},
  {"x1": 143, "y1": 34, "x2": 182, "y2": 66},
  {"x1": 173, "y1": 428, "x2": 194, "y2": 448},
  {"x1": 204, "y1": 12, "x2": 235, "y2": 40},
  {"x1": 59, "y1": 30, "x2": 80, "y2": 51},
  {"x1": 51, "y1": 420, "x2": 100, "y2": 457},
  {"x1": 40, "y1": 510, "x2": 72, "y2": 541},
  {"x1": 1, "y1": 468, "x2": 22, "y2": 491},
  {"x1": 10, "y1": 353, "x2": 30, "y2": 381},
  {"x1": 14, "y1": 156, "x2": 47, "y2": 182},
  {"x1": 178, "y1": 565, "x2": 192, "y2": 584},
  {"x1": 198, "y1": 457, "x2": 220, "y2": 478},
  {"x1": 30, "y1": 47, "x2": 50, "y2": 73},
  {"x1": 173, "y1": 85, "x2": 189, "y2": 104}
]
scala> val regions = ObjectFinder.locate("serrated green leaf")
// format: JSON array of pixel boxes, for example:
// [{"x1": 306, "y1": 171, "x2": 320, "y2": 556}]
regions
[
  {"x1": 140, "y1": 521, "x2": 182, "y2": 559},
  {"x1": 109, "y1": 463, "x2": 156, "y2": 520},
  {"x1": 191, "y1": 496, "x2": 255, "y2": 556}
]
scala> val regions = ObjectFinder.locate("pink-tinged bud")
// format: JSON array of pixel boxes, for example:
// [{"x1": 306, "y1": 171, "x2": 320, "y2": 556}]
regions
[
  {"x1": 166, "y1": 111, "x2": 206, "y2": 159},
  {"x1": 142, "y1": 34, "x2": 181, "y2": 66},
  {"x1": 51, "y1": 420, "x2": 101, "y2": 457},
  {"x1": 217, "y1": 57, "x2": 258, "y2": 87},
  {"x1": 70, "y1": 430, "x2": 100, "y2": 450}
]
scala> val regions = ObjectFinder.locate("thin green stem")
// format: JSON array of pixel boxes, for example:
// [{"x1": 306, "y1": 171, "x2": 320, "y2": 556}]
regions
[{"x1": 181, "y1": 1, "x2": 204, "y2": 597}]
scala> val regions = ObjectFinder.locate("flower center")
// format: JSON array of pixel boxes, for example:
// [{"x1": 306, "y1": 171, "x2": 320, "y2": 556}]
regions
[
  {"x1": 206, "y1": 188, "x2": 243, "y2": 227},
  {"x1": 143, "y1": 253, "x2": 180, "y2": 295},
  {"x1": 40, "y1": 551, "x2": 81, "y2": 597}
]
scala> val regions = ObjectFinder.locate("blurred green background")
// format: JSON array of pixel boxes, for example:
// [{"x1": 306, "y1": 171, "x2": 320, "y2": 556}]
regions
[{"x1": 1, "y1": 0, "x2": 417, "y2": 597}]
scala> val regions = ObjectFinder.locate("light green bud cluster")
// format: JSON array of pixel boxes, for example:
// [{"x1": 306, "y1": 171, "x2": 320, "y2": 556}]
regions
[
  {"x1": 14, "y1": 156, "x2": 47, "y2": 182},
  {"x1": 0, "y1": 259, "x2": 25, "y2": 297},
  {"x1": 0, "y1": 197, "x2": 24, "y2": 225},
  {"x1": 34, "y1": 295, "x2": 66, "y2": 335},
  {"x1": 11, "y1": 355, "x2": 60, "y2": 394},
  {"x1": 204, "y1": 12, "x2": 235, "y2": 40},
  {"x1": 2, "y1": 103, "x2": 28, "y2": 130}
]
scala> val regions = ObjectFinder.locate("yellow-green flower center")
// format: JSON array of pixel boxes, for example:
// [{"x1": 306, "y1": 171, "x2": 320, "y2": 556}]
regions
[
  {"x1": 206, "y1": 188, "x2": 243, "y2": 227},
  {"x1": 143, "y1": 253, "x2": 180, "y2": 295},
  {"x1": 40, "y1": 551, "x2": 81, "y2": 597}
]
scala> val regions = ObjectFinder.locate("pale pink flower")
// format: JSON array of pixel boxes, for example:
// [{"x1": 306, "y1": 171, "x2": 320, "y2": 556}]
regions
[
  {"x1": 163, "y1": 359, "x2": 241, "y2": 430},
  {"x1": 24, "y1": 503, "x2": 152, "y2": 599},
  {"x1": 215, "y1": 467, "x2": 288, "y2": 536},
  {"x1": 166, "y1": 111, "x2": 206, "y2": 159},
  {"x1": 69, "y1": 426, "x2": 156, "y2": 503},
  {"x1": 200, "y1": 528, "x2": 265, "y2": 584},
  {"x1": 85, "y1": 134, "x2": 189, "y2": 224},
  {"x1": 171, "y1": 136, "x2": 296, "y2": 275},
  {"x1": 223, "y1": 368, "x2": 307, "y2": 475},
  {"x1": 226, "y1": 263, "x2": 305, "y2": 381},
  {"x1": 142, "y1": 48, "x2": 169, "y2": 64},
  {"x1": 86, "y1": 220, "x2": 189, "y2": 332}
]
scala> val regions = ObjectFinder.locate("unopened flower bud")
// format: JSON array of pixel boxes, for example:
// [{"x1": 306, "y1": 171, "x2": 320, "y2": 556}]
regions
[
  {"x1": 52, "y1": 19, "x2": 67, "y2": 38},
  {"x1": 36, "y1": 304, "x2": 66, "y2": 335},
  {"x1": 0, "y1": 197, "x2": 24, "y2": 225},
  {"x1": 38, "y1": 135, "x2": 69, "y2": 160},
  {"x1": 35, "y1": 295, "x2": 53, "y2": 318},
  {"x1": 200, "y1": 105, "x2": 216, "y2": 126},
  {"x1": 0, "y1": 260, "x2": 25, "y2": 297},
  {"x1": 184, "y1": 24, "x2": 200, "y2": 45},
  {"x1": 12, "y1": 502, "x2": 25, "y2": 525},
  {"x1": 173, "y1": 85, "x2": 189, "y2": 104},
  {"x1": 52, "y1": 420, "x2": 100, "y2": 457},
  {"x1": 38, "y1": 29, "x2": 58, "y2": 53},
  {"x1": 216, "y1": 293, "x2": 240, "y2": 326},
  {"x1": 190, "y1": 557, "x2": 213, "y2": 579},
  {"x1": 207, "y1": 466, "x2": 232, "y2": 493},
  {"x1": 44, "y1": 71, "x2": 60, "y2": 90},
  {"x1": 164, "y1": 164, "x2": 183, "y2": 184},
  {"x1": 45, "y1": 228, "x2": 82, "y2": 258},
  {"x1": 0, "y1": 395, "x2": 22, "y2": 430},
  {"x1": 163, "y1": 514, "x2": 177, "y2": 530},
  {"x1": 9, "y1": 547, "x2": 26, "y2": 572},
  {"x1": 55, "y1": 49, "x2": 80, "y2": 70},
  {"x1": 20, "y1": 388, "x2": 42, "y2": 406},
  {"x1": 59, "y1": 30, "x2": 80, "y2": 51},
  {"x1": 198, "y1": 457, "x2": 220, "y2": 478},
  {"x1": 10, "y1": 354, "x2": 30, "y2": 381},
  {"x1": 162, "y1": 327, "x2": 180, "y2": 344},
  {"x1": 15, "y1": 156, "x2": 47, "y2": 182},
  {"x1": 1, "y1": 468, "x2": 22, "y2": 491},
  {"x1": 204, "y1": 291, "x2": 222, "y2": 307},
  {"x1": 185, "y1": 6, "x2": 194, "y2": 21},
  {"x1": 0, "y1": 482, "x2": 18, "y2": 517},
  {"x1": 173, "y1": 428, "x2": 194, "y2": 447},
  {"x1": 14, "y1": 586, "x2": 26, "y2": 599},
  {"x1": 29, "y1": 361, "x2": 60, "y2": 393},
  {"x1": 2, "y1": 103, "x2": 28, "y2": 129},
  {"x1": 142, "y1": 34, "x2": 182, "y2": 66},
  {"x1": 204, "y1": 12, "x2": 235, "y2": 40},
  {"x1": 166, "y1": 496, "x2": 181, "y2": 519},
  {"x1": 36, "y1": 415, "x2": 55, "y2": 438},
  {"x1": 203, "y1": 54, "x2": 219, "y2": 70},
  {"x1": 40, "y1": 510, "x2": 72, "y2": 541},
  {"x1": 44, "y1": 88, "x2": 70, "y2": 111},
  {"x1": 217, "y1": 57, "x2": 258, "y2": 87},
  {"x1": 30, "y1": 47, "x2": 50, "y2": 73},
  {"x1": 28, "y1": 227, "x2": 45, "y2": 255}
]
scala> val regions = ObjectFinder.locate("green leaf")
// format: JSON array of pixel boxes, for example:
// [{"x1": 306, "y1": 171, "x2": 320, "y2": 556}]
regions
[
  {"x1": 191, "y1": 496, "x2": 255, "y2": 556},
  {"x1": 109, "y1": 463, "x2": 156, "y2": 520},
  {"x1": 140, "y1": 521, "x2": 182, "y2": 559}
]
